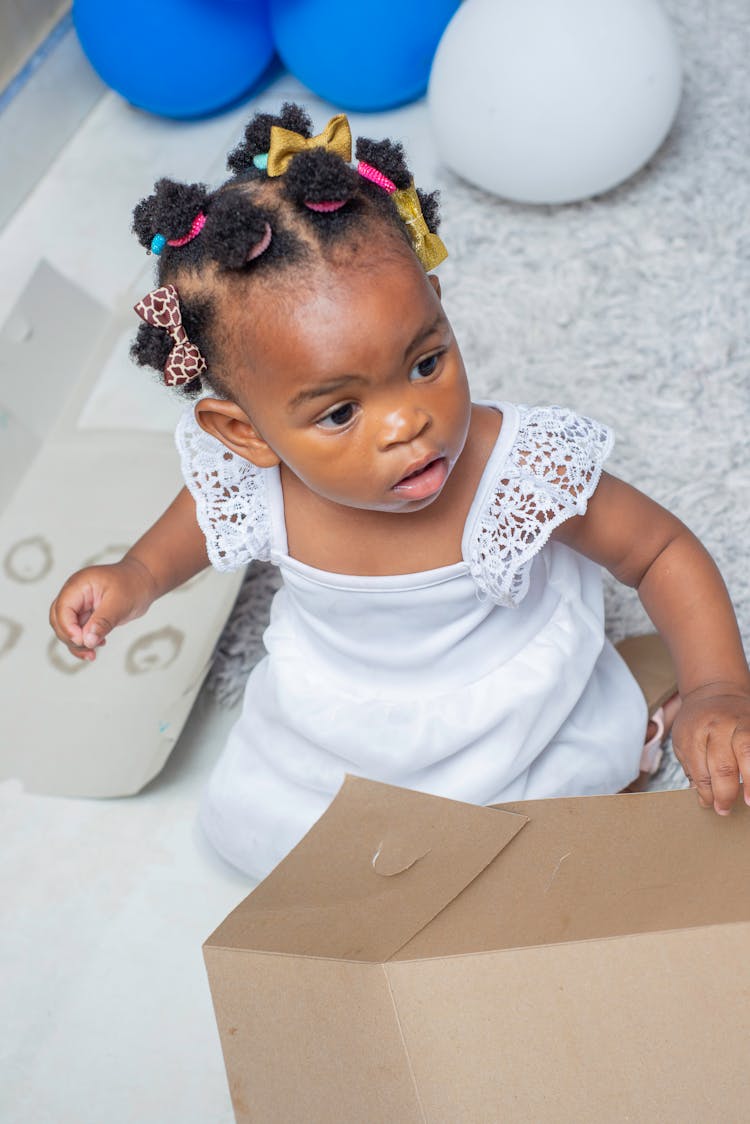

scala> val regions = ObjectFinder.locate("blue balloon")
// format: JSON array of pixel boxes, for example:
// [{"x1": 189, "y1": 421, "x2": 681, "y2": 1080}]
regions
[
  {"x1": 74, "y1": 0, "x2": 275, "y2": 119},
  {"x1": 270, "y1": 0, "x2": 461, "y2": 112}
]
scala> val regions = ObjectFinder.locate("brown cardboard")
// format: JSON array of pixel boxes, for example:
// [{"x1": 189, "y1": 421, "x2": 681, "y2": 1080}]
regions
[
  {"x1": 615, "y1": 632, "x2": 677, "y2": 714},
  {"x1": 0, "y1": 263, "x2": 245, "y2": 795},
  {"x1": 204, "y1": 775, "x2": 750, "y2": 1122}
]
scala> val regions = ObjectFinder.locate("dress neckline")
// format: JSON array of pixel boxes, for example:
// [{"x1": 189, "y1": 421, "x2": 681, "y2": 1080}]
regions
[{"x1": 265, "y1": 401, "x2": 520, "y2": 590}]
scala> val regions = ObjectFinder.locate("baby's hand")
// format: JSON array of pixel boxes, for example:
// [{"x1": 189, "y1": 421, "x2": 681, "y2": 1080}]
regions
[
  {"x1": 672, "y1": 685, "x2": 750, "y2": 815},
  {"x1": 49, "y1": 557, "x2": 157, "y2": 662}
]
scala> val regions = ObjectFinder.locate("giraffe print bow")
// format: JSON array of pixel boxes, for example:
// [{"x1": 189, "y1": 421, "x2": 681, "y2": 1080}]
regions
[{"x1": 133, "y1": 284, "x2": 207, "y2": 388}]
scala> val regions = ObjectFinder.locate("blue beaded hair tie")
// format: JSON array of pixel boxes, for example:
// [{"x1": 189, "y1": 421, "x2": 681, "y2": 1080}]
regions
[{"x1": 149, "y1": 212, "x2": 206, "y2": 256}]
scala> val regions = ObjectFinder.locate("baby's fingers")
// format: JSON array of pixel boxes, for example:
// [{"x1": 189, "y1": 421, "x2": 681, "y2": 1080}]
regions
[
  {"x1": 673, "y1": 723, "x2": 716, "y2": 811},
  {"x1": 49, "y1": 593, "x2": 79, "y2": 646},
  {"x1": 49, "y1": 580, "x2": 110, "y2": 655},
  {"x1": 49, "y1": 598, "x2": 91, "y2": 660},
  {"x1": 705, "y1": 726, "x2": 742, "y2": 815},
  {"x1": 733, "y1": 723, "x2": 750, "y2": 807},
  {"x1": 674, "y1": 698, "x2": 750, "y2": 815},
  {"x1": 50, "y1": 598, "x2": 86, "y2": 647}
]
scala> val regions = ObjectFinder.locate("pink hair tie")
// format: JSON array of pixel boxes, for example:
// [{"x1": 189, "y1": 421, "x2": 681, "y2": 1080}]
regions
[
  {"x1": 357, "y1": 161, "x2": 396, "y2": 194},
  {"x1": 304, "y1": 200, "x2": 347, "y2": 212},
  {"x1": 167, "y1": 211, "x2": 207, "y2": 247}
]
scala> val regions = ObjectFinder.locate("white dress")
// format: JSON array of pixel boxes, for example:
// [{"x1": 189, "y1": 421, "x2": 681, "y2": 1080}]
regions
[{"x1": 177, "y1": 401, "x2": 647, "y2": 879}]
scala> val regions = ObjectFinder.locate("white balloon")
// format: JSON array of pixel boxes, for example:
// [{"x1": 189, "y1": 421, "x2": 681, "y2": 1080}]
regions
[{"x1": 428, "y1": 0, "x2": 682, "y2": 204}]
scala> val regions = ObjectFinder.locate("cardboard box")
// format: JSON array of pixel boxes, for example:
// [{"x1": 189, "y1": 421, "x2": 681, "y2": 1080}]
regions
[
  {"x1": 0, "y1": 262, "x2": 245, "y2": 795},
  {"x1": 204, "y1": 775, "x2": 750, "y2": 1122}
]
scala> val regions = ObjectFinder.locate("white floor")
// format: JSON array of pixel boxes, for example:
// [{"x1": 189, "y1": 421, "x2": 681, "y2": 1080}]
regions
[{"x1": 0, "y1": 33, "x2": 440, "y2": 1124}]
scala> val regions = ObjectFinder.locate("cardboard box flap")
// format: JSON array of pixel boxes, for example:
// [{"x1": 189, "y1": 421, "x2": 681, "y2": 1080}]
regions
[
  {"x1": 0, "y1": 260, "x2": 109, "y2": 515},
  {"x1": 206, "y1": 776, "x2": 529, "y2": 962},
  {"x1": 396, "y1": 787, "x2": 750, "y2": 959}
]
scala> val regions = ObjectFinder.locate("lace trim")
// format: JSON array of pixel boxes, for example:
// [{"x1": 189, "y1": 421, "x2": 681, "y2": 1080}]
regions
[
  {"x1": 175, "y1": 406, "x2": 272, "y2": 572},
  {"x1": 468, "y1": 405, "x2": 613, "y2": 606},
  {"x1": 175, "y1": 400, "x2": 611, "y2": 587}
]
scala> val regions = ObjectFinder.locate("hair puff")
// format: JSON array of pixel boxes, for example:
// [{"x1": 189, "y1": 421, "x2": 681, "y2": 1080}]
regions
[
  {"x1": 354, "y1": 137, "x2": 412, "y2": 191},
  {"x1": 416, "y1": 188, "x2": 441, "y2": 233},
  {"x1": 227, "y1": 102, "x2": 314, "y2": 175},
  {"x1": 201, "y1": 190, "x2": 274, "y2": 269},
  {"x1": 131, "y1": 179, "x2": 210, "y2": 250},
  {"x1": 284, "y1": 148, "x2": 359, "y2": 209},
  {"x1": 130, "y1": 320, "x2": 173, "y2": 372}
]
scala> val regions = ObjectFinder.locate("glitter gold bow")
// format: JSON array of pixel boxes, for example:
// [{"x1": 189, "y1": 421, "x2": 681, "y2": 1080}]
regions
[
  {"x1": 134, "y1": 284, "x2": 207, "y2": 388},
  {"x1": 266, "y1": 113, "x2": 353, "y2": 177},
  {"x1": 393, "y1": 182, "x2": 448, "y2": 272}
]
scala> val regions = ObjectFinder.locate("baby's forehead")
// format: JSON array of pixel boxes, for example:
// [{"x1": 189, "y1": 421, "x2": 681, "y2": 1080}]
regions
[
  {"x1": 230, "y1": 241, "x2": 428, "y2": 333},
  {"x1": 233, "y1": 260, "x2": 443, "y2": 395}
]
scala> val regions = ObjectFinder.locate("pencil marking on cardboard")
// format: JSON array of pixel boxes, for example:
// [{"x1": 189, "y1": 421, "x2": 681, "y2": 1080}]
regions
[
  {"x1": 125, "y1": 626, "x2": 184, "y2": 674},
  {"x1": 82, "y1": 544, "x2": 131, "y2": 568},
  {"x1": 0, "y1": 615, "x2": 22, "y2": 659},
  {"x1": 544, "y1": 851, "x2": 572, "y2": 894},
  {"x1": 47, "y1": 635, "x2": 88, "y2": 675},
  {"x1": 4, "y1": 535, "x2": 53, "y2": 583}
]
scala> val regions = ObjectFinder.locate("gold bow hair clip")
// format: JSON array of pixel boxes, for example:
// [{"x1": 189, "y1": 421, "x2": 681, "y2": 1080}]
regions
[
  {"x1": 393, "y1": 182, "x2": 448, "y2": 272},
  {"x1": 261, "y1": 113, "x2": 448, "y2": 271},
  {"x1": 266, "y1": 113, "x2": 353, "y2": 176}
]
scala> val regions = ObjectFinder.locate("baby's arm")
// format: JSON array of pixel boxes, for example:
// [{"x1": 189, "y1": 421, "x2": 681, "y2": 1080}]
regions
[
  {"x1": 554, "y1": 472, "x2": 750, "y2": 814},
  {"x1": 49, "y1": 487, "x2": 209, "y2": 662}
]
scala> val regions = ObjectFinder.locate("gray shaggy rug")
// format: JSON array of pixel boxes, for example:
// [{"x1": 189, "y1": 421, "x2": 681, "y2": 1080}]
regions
[{"x1": 206, "y1": 0, "x2": 750, "y2": 794}]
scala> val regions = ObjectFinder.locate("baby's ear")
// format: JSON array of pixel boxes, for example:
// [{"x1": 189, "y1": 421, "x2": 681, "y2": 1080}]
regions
[
  {"x1": 194, "y1": 398, "x2": 280, "y2": 468},
  {"x1": 428, "y1": 274, "x2": 442, "y2": 299}
]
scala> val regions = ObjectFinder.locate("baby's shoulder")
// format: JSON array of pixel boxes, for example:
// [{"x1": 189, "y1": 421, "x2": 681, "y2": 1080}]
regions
[
  {"x1": 175, "y1": 403, "x2": 273, "y2": 572},
  {"x1": 514, "y1": 402, "x2": 612, "y2": 464},
  {"x1": 465, "y1": 402, "x2": 614, "y2": 605},
  {"x1": 474, "y1": 400, "x2": 613, "y2": 487}
]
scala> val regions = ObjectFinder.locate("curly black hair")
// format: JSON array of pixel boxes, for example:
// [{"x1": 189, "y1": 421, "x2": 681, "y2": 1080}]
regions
[{"x1": 130, "y1": 102, "x2": 444, "y2": 399}]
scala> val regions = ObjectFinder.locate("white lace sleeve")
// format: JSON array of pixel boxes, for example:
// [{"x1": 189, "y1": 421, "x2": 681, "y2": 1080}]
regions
[
  {"x1": 468, "y1": 404, "x2": 614, "y2": 606},
  {"x1": 175, "y1": 405, "x2": 272, "y2": 572}
]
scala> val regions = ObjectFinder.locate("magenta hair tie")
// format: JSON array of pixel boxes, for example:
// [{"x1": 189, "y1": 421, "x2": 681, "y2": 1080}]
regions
[
  {"x1": 357, "y1": 161, "x2": 396, "y2": 194},
  {"x1": 304, "y1": 200, "x2": 347, "y2": 212},
  {"x1": 167, "y1": 212, "x2": 207, "y2": 247}
]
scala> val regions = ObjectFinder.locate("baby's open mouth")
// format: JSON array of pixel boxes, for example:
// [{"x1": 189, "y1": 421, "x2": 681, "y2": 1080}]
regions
[
  {"x1": 400, "y1": 460, "x2": 436, "y2": 481},
  {"x1": 392, "y1": 457, "x2": 448, "y2": 499}
]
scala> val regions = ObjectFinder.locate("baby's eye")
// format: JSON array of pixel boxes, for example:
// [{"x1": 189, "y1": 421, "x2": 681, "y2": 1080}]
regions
[
  {"x1": 317, "y1": 402, "x2": 357, "y2": 429},
  {"x1": 410, "y1": 353, "x2": 441, "y2": 381}
]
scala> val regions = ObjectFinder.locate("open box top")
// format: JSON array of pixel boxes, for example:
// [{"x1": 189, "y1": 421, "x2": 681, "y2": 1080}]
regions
[
  {"x1": 206, "y1": 774, "x2": 750, "y2": 962},
  {"x1": 204, "y1": 777, "x2": 750, "y2": 1122}
]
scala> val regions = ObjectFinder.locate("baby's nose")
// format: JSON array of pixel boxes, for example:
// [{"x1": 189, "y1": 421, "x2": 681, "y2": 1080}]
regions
[{"x1": 379, "y1": 406, "x2": 430, "y2": 447}]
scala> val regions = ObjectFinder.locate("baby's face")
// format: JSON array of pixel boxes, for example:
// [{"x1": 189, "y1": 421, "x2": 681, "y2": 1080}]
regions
[{"x1": 226, "y1": 249, "x2": 472, "y2": 515}]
